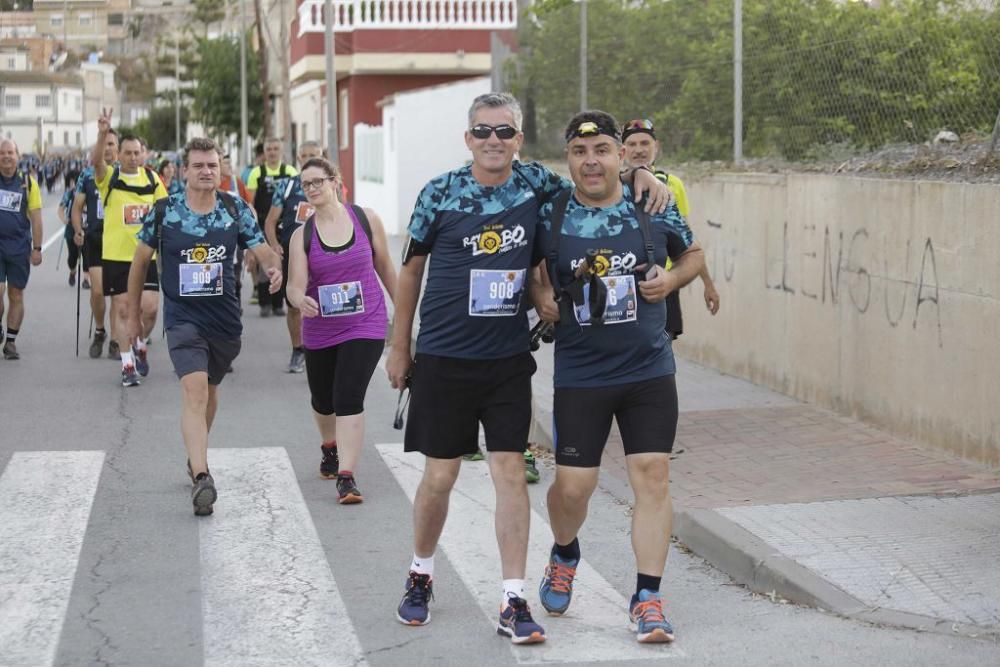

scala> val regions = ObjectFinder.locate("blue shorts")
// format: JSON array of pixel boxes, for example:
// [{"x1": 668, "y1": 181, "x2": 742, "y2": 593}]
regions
[{"x1": 0, "y1": 251, "x2": 30, "y2": 289}]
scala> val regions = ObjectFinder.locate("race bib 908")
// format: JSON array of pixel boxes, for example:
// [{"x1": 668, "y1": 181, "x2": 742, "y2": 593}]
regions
[{"x1": 468, "y1": 269, "x2": 525, "y2": 317}]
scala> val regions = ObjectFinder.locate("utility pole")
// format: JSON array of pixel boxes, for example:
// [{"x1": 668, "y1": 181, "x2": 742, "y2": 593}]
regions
[
  {"x1": 579, "y1": 0, "x2": 587, "y2": 111},
  {"x1": 733, "y1": 0, "x2": 743, "y2": 163},
  {"x1": 174, "y1": 31, "x2": 181, "y2": 151},
  {"x1": 325, "y1": 0, "x2": 338, "y2": 160},
  {"x1": 239, "y1": 0, "x2": 248, "y2": 168}
]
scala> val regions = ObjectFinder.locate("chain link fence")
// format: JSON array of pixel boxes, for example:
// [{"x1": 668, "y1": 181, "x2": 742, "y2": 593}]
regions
[{"x1": 511, "y1": 0, "x2": 1000, "y2": 177}]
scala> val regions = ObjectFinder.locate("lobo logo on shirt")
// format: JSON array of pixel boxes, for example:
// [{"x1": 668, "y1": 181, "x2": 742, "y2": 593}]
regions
[
  {"x1": 462, "y1": 224, "x2": 527, "y2": 257},
  {"x1": 180, "y1": 245, "x2": 228, "y2": 263},
  {"x1": 123, "y1": 204, "x2": 151, "y2": 226},
  {"x1": 571, "y1": 250, "x2": 637, "y2": 277}
]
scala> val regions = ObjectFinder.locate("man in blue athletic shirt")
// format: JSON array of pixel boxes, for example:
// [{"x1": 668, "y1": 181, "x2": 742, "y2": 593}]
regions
[
  {"x1": 126, "y1": 137, "x2": 282, "y2": 517},
  {"x1": 386, "y1": 93, "x2": 670, "y2": 643},
  {"x1": 531, "y1": 110, "x2": 704, "y2": 644}
]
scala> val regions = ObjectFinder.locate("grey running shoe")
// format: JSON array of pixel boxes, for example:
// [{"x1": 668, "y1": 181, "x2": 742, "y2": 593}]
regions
[
  {"x1": 288, "y1": 349, "x2": 305, "y2": 373},
  {"x1": 336, "y1": 474, "x2": 363, "y2": 504},
  {"x1": 320, "y1": 445, "x2": 339, "y2": 479},
  {"x1": 89, "y1": 330, "x2": 106, "y2": 359},
  {"x1": 186, "y1": 459, "x2": 211, "y2": 484},
  {"x1": 192, "y1": 473, "x2": 217, "y2": 516},
  {"x1": 121, "y1": 364, "x2": 141, "y2": 387},
  {"x1": 3, "y1": 342, "x2": 19, "y2": 360},
  {"x1": 273, "y1": 305, "x2": 286, "y2": 317},
  {"x1": 108, "y1": 340, "x2": 121, "y2": 360},
  {"x1": 259, "y1": 303, "x2": 272, "y2": 318},
  {"x1": 135, "y1": 347, "x2": 149, "y2": 377}
]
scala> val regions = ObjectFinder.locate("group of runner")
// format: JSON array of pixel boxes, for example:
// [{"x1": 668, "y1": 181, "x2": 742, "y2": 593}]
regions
[{"x1": 0, "y1": 92, "x2": 721, "y2": 647}]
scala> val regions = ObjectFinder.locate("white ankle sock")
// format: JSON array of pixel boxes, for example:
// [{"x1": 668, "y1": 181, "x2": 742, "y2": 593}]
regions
[
  {"x1": 502, "y1": 579, "x2": 525, "y2": 606},
  {"x1": 121, "y1": 349, "x2": 134, "y2": 368},
  {"x1": 410, "y1": 554, "x2": 434, "y2": 577}
]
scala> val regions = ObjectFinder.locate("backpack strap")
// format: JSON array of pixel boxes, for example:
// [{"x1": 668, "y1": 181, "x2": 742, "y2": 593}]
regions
[
  {"x1": 350, "y1": 204, "x2": 374, "y2": 258},
  {"x1": 633, "y1": 194, "x2": 657, "y2": 271},
  {"x1": 302, "y1": 214, "x2": 315, "y2": 255},
  {"x1": 217, "y1": 190, "x2": 240, "y2": 222},
  {"x1": 17, "y1": 170, "x2": 30, "y2": 216},
  {"x1": 151, "y1": 197, "x2": 170, "y2": 286},
  {"x1": 546, "y1": 189, "x2": 572, "y2": 299}
]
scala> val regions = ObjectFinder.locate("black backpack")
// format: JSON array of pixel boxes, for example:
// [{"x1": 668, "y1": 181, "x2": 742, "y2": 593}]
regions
[
  {"x1": 302, "y1": 204, "x2": 374, "y2": 257},
  {"x1": 103, "y1": 165, "x2": 160, "y2": 209}
]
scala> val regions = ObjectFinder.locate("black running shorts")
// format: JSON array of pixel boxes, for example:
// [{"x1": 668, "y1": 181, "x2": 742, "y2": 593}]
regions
[
  {"x1": 552, "y1": 374, "x2": 678, "y2": 468},
  {"x1": 404, "y1": 352, "x2": 535, "y2": 459},
  {"x1": 103, "y1": 259, "x2": 159, "y2": 296},
  {"x1": 83, "y1": 233, "x2": 103, "y2": 272},
  {"x1": 304, "y1": 338, "x2": 384, "y2": 416},
  {"x1": 166, "y1": 322, "x2": 241, "y2": 386}
]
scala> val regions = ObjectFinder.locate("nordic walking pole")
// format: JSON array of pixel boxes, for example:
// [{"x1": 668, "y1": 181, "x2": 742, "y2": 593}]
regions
[{"x1": 75, "y1": 258, "x2": 82, "y2": 357}]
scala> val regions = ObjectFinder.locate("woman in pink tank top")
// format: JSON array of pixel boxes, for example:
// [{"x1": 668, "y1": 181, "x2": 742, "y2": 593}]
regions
[{"x1": 286, "y1": 158, "x2": 397, "y2": 504}]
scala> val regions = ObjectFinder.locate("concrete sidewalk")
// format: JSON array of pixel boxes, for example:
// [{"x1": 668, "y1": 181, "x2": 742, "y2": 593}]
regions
[{"x1": 529, "y1": 341, "x2": 1000, "y2": 640}]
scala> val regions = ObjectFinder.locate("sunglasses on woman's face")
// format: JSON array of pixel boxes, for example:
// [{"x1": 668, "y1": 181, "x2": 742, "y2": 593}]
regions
[{"x1": 469, "y1": 124, "x2": 519, "y2": 140}]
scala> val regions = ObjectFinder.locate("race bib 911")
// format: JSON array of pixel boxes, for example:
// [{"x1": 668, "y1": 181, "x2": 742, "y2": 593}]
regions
[
  {"x1": 468, "y1": 269, "x2": 525, "y2": 317},
  {"x1": 318, "y1": 281, "x2": 365, "y2": 317},
  {"x1": 179, "y1": 263, "x2": 224, "y2": 297}
]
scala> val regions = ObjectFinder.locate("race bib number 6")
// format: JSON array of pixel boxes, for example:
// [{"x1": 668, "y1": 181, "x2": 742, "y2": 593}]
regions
[
  {"x1": 468, "y1": 269, "x2": 525, "y2": 317},
  {"x1": 179, "y1": 262, "x2": 224, "y2": 297},
  {"x1": 576, "y1": 275, "x2": 638, "y2": 326}
]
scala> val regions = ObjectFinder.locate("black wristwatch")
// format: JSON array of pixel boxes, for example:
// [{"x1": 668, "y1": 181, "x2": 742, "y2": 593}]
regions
[{"x1": 32, "y1": 245, "x2": 42, "y2": 251}]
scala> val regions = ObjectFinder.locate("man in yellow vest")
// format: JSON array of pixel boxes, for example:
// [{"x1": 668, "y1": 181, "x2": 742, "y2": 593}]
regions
[
  {"x1": 92, "y1": 108, "x2": 168, "y2": 386},
  {"x1": 622, "y1": 119, "x2": 719, "y2": 339}
]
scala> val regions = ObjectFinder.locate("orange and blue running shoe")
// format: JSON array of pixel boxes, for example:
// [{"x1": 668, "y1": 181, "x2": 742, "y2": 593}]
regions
[
  {"x1": 629, "y1": 589, "x2": 675, "y2": 643},
  {"x1": 497, "y1": 595, "x2": 546, "y2": 644},
  {"x1": 397, "y1": 572, "x2": 433, "y2": 626},
  {"x1": 539, "y1": 553, "x2": 578, "y2": 615}
]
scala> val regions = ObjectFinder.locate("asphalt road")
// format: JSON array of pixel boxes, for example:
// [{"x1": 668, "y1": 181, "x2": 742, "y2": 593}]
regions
[{"x1": 1, "y1": 191, "x2": 996, "y2": 666}]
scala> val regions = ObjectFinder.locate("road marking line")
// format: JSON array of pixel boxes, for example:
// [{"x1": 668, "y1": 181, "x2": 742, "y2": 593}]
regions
[
  {"x1": 41, "y1": 229, "x2": 64, "y2": 253},
  {"x1": 376, "y1": 444, "x2": 684, "y2": 664},
  {"x1": 199, "y1": 447, "x2": 367, "y2": 667},
  {"x1": 0, "y1": 450, "x2": 106, "y2": 667}
]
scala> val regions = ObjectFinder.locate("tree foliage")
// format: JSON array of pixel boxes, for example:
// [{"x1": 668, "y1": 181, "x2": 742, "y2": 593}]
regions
[
  {"x1": 191, "y1": 36, "x2": 264, "y2": 140},
  {"x1": 144, "y1": 105, "x2": 190, "y2": 151},
  {"x1": 512, "y1": 0, "x2": 1000, "y2": 161}
]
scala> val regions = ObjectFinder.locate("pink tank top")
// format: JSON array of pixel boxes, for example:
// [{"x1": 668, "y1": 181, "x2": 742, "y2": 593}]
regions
[{"x1": 301, "y1": 206, "x2": 387, "y2": 350}]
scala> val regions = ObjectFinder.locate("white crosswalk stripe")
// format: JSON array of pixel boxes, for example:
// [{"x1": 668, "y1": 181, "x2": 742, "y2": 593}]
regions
[
  {"x1": 199, "y1": 447, "x2": 367, "y2": 667},
  {"x1": 0, "y1": 451, "x2": 106, "y2": 667},
  {"x1": 376, "y1": 444, "x2": 684, "y2": 664}
]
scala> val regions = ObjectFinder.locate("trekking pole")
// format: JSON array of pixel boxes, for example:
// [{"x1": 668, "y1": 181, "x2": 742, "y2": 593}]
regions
[
  {"x1": 56, "y1": 236, "x2": 63, "y2": 271},
  {"x1": 75, "y1": 260, "x2": 82, "y2": 357}
]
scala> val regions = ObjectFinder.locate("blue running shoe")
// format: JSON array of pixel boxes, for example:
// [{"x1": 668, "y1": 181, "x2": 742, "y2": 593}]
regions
[
  {"x1": 539, "y1": 553, "x2": 578, "y2": 615},
  {"x1": 397, "y1": 572, "x2": 433, "y2": 626},
  {"x1": 135, "y1": 347, "x2": 149, "y2": 377},
  {"x1": 629, "y1": 589, "x2": 674, "y2": 643},
  {"x1": 497, "y1": 595, "x2": 546, "y2": 644}
]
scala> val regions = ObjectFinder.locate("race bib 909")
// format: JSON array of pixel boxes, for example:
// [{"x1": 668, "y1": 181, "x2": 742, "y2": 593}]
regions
[{"x1": 179, "y1": 263, "x2": 224, "y2": 297}]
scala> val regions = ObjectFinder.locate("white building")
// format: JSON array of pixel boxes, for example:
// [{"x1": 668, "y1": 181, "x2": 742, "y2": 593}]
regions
[
  {"x1": 0, "y1": 71, "x2": 85, "y2": 154},
  {"x1": 354, "y1": 76, "x2": 491, "y2": 235},
  {"x1": 79, "y1": 62, "x2": 119, "y2": 147},
  {"x1": 0, "y1": 46, "x2": 31, "y2": 72}
]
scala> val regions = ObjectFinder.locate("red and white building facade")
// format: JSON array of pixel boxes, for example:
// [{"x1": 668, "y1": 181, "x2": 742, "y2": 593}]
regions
[{"x1": 289, "y1": 0, "x2": 517, "y2": 196}]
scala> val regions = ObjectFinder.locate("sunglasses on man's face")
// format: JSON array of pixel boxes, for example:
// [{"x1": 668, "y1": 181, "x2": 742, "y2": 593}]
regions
[
  {"x1": 623, "y1": 118, "x2": 655, "y2": 132},
  {"x1": 469, "y1": 124, "x2": 519, "y2": 140}
]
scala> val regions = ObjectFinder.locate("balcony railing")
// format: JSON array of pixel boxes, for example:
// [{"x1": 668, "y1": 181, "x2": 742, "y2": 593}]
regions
[{"x1": 297, "y1": 0, "x2": 517, "y2": 36}]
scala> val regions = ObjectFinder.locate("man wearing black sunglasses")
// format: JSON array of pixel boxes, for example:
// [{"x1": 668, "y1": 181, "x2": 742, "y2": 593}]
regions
[
  {"x1": 622, "y1": 119, "x2": 720, "y2": 334},
  {"x1": 531, "y1": 110, "x2": 705, "y2": 644},
  {"x1": 385, "y1": 93, "x2": 671, "y2": 643}
]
